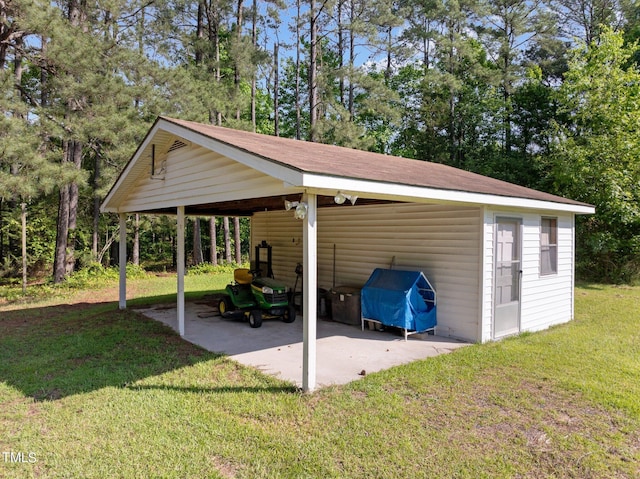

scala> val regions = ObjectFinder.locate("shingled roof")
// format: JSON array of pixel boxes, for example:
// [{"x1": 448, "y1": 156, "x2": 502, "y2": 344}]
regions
[{"x1": 163, "y1": 117, "x2": 590, "y2": 208}]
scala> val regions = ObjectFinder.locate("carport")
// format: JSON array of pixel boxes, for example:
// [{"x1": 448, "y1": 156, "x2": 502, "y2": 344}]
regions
[{"x1": 101, "y1": 117, "x2": 593, "y2": 392}]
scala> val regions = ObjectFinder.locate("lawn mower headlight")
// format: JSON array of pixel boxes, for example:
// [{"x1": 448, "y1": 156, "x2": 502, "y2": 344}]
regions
[{"x1": 261, "y1": 286, "x2": 274, "y2": 295}]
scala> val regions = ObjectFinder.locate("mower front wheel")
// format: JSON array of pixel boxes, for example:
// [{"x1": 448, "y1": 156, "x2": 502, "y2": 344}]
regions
[
  {"x1": 248, "y1": 310, "x2": 263, "y2": 328},
  {"x1": 282, "y1": 304, "x2": 296, "y2": 323},
  {"x1": 218, "y1": 296, "x2": 234, "y2": 318}
]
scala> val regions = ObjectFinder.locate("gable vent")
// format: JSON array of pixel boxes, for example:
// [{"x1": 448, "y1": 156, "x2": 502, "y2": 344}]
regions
[{"x1": 168, "y1": 139, "x2": 188, "y2": 152}]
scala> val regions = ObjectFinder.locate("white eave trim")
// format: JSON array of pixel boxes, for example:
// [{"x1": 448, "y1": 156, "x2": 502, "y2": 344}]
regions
[{"x1": 301, "y1": 174, "x2": 596, "y2": 214}]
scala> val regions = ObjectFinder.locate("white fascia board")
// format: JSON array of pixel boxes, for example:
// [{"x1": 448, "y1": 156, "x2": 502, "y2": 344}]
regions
[
  {"x1": 302, "y1": 173, "x2": 596, "y2": 215},
  {"x1": 159, "y1": 121, "x2": 303, "y2": 186}
]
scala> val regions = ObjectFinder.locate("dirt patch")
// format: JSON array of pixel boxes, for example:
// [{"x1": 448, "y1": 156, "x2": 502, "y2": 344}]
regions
[{"x1": 209, "y1": 455, "x2": 240, "y2": 479}]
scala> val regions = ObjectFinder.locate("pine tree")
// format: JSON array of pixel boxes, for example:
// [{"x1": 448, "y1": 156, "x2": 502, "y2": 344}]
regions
[{"x1": 0, "y1": 20, "x2": 59, "y2": 282}]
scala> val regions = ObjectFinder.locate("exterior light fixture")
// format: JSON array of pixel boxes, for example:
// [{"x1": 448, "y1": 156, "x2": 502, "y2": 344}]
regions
[
  {"x1": 294, "y1": 202, "x2": 308, "y2": 219},
  {"x1": 334, "y1": 191, "x2": 358, "y2": 205},
  {"x1": 284, "y1": 199, "x2": 308, "y2": 219}
]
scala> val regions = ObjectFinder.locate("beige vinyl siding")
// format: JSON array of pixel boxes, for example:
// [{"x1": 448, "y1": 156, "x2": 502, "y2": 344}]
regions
[
  {"x1": 120, "y1": 145, "x2": 295, "y2": 212},
  {"x1": 252, "y1": 202, "x2": 483, "y2": 342},
  {"x1": 483, "y1": 210, "x2": 575, "y2": 341}
]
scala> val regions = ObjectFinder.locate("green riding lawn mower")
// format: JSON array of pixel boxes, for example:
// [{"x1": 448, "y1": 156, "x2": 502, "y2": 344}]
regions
[{"x1": 217, "y1": 241, "x2": 296, "y2": 328}]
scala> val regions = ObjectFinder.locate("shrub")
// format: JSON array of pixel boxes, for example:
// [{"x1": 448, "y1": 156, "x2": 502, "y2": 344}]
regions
[
  {"x1": 62, "y1": 263, "x2": 148, "y2": 289},
  {"x1": 187, "y1": 262, "x2": 248, "y2": 275}
]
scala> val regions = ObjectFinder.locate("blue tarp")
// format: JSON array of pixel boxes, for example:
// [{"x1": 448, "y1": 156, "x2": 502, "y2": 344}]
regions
[{"x1": 361, "y1": 268, "x2": 436, "y2": 332}]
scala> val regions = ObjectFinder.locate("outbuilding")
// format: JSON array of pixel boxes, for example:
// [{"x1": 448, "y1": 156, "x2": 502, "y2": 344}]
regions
[{"x1": 101, "y1": 117, "x2": 594, "y2": 391}]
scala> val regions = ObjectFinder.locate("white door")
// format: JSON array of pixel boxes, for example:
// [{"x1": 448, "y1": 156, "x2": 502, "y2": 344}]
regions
[{"x1": 493, "y1": 218, "x2": 522, "y2": 339}]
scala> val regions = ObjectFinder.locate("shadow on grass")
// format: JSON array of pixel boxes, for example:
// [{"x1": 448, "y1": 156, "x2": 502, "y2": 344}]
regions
[
  {"x1": 127, "y1": 384, "x2": 299, "y2": 394},
  {"x1": 575, "y1": 282, "x2": 606, "y2": 290},
  {"x1": 0, "y1": 296, "x2": 296, "y2": 402}
]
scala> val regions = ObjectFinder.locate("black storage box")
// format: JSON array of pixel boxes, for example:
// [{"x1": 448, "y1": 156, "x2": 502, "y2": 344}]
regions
[{"x1": 330, "y1": 286, "x2": 361, "y2": 326}]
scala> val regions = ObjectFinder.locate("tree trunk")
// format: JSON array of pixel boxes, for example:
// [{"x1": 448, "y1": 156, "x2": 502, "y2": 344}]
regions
[
  {"x1": 132, "y1": 213, "x2": 140, "y2": 265},
  {"x1": 209, "y1": 216, "x2": 218, "y2": 265},
  {"x1": 385, "y1": 26, "x2": 392, "y2": 82},
  {"x1": 235, "y1": 0, "x2": 244, "y2": 121},
  {"x1": 196, "y1": 0, "x2": 205, "y2": 65},
  {"x1": 55, "y1": 0, "x2": 86, "y2": 282},
  {"x1": 348, "y1": 4, "x2": 355, "y2": 117},
  {"x1": 295, "y1": 0, "x2": 302, "y2": 139},
  {"x1": 251, "y1": 0, "x2": 257, "y2": 132},
  {"x1": 21, "y1": 203, "x2": 27, "y2": 293},
  {"x1": 53, "y1": 182, "x2": 70, "y2": 283},
  {"x1": 223, "y1": 216, "x2": 232, "y2": 263},
  {"x1": 233, "y1": 217, "x2": 241, "y2": 263},
  {"x1": 210, "y1": 5, "x2": 223, "y2": 126},
  {"x1": 274, "y1": 42, "x2": 280, "y2": 136},
  {"x1": 193, "y1": 217, "x2": 203, "y2": 265},
  {"x1": 92, "y1": 154, "x2": 101, "y2": 260},
  {"x1": 53, "y1": 139, "x2": 83, "y2": 282},
  {"x1": 64, "y1": 141, "x2": 82, "y2": 276},
  {"x1": 309, "y1": 0, "x2": 319, "y2": 141},
  {"x1": 40, "y1": 35, "x2": 48, "y2": 107},
  {"x1": 0, "y1": 198, "x2": 4, "y2": 263},
  {"x1": 447, "y1": 21, "x2": 457, "y2": 166},
  {"x1": 337, "y1": 0, "x2": 345, "y2": 107},
  {"x1": 7, "y1": 166, "x2": 18, "y2": 261}
]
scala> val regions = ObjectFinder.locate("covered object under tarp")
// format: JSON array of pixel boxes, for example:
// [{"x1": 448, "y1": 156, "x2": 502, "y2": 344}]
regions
[{"x1": 361, "y1": 269, "x2": 437, "y2": 338}]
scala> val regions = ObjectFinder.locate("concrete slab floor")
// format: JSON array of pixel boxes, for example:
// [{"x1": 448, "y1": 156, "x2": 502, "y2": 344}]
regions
[{"x1": 136, "y1": 299, "x2": 469, "y2": 389}]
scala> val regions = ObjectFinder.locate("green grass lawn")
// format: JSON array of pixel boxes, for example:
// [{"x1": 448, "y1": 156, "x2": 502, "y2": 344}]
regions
[{"x1": 1, "y1": 277, "x2": 639, "y2": 478}]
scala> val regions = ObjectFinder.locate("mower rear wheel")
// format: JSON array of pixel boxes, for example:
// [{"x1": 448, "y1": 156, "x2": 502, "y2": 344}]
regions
[
  {"x1": 248, "y1": 310, "x2": 263, "y2": 328},
  {"x1": 282, "y1": 304, "x2": 296, "y2": 323},
  {"x1": 218, "y1": 296, "x2": 234, "y2": 317}
]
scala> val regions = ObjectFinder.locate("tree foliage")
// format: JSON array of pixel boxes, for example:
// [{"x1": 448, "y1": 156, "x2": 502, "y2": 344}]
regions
[
  {"x1": 552, "y1": 29, "x2": 640, "y2": 281},
  {"x1": 0, "y1": 0, "x2": 639, "y2": 282}
]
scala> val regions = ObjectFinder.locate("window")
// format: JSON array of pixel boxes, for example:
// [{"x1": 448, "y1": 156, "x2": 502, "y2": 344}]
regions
[{"x1": 540, "y1": 217, "x2": 558, "y2": 275}]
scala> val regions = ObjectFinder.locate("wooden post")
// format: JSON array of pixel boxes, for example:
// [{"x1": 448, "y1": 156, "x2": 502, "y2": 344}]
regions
[
  {"x1": 177, "y1": 206, "x2": 185, "y2": 336},
  {"x1": 119, "y1": 213, "x2": 127, "y2": 309},
  {"x1": 302, "y1": 193, "x2": 317, "y2": 392},
  {"x1": 21, "y1": 203, "x2": 27, "y2": 293}
]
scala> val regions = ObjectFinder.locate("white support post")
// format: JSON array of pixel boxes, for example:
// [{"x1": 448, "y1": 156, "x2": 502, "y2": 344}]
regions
[
  {"x1": 177, "y1": 206, "x2": 186, "y2": 337},
  {"x1": 302, "y1": 193, "x2": 317, "y2": 392},
  {"x1": 118, "y1": 213, "x2": 127, "y2": 310}
]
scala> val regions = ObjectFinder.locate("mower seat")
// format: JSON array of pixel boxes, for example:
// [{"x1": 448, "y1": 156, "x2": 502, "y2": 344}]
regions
[{"x1": 234, "y1": 268, "x2": 253, "y2": 285}]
